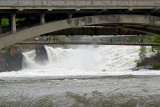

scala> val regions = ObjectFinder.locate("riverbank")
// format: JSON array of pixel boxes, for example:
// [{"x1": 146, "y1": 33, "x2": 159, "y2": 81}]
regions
[{"x1": 136, "y1": 54, "x2": 160, "y2": 70}]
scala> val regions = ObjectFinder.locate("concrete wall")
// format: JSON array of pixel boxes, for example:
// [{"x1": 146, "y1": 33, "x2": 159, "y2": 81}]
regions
[{"x1": 0, "y1": 0, "x2": 159, "y2": 9}]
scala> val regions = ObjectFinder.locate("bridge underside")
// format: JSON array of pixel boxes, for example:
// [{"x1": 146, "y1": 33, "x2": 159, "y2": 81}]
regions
[
  {"x1": 1, "y1": 7, "x2": 160, "y2": 35},
  {"x1": 49, "y1": 27, "x2": 145, "y2": 35},
  {"x1": 1, "y1": 14, "x2": 160, "y2": 49},
  {"x1": 48, "y1": 22, "x2": 160, "y2": 36}
]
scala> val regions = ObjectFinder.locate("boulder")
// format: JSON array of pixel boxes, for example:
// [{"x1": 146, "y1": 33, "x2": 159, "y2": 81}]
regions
[{"x1": 35, "y1": 45, "x2": 48, "y2": 64}]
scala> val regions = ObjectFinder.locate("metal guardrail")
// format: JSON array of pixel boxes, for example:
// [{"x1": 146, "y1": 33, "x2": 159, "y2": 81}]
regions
[{"x1": 0, "y1": 0, "x2": 159, "y2": 7}]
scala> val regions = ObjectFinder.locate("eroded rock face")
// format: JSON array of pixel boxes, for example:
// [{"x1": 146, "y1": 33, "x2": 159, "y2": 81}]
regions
[
  {"x1": 5, "y1": 51, "x2": 23, "y2": 71},
  {"x1": 35, "y1": 45, "x2": 48, "y2": 64},
  {"x1": 0, "y1": 53, "x2": 6, "y2": 72},
  {"x1": 0, "y1": 46, "x2": 23, "y2": 72}
]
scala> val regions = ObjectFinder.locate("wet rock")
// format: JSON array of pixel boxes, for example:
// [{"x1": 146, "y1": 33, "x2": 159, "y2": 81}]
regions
[
  {"x1": 5, "y1": 50, "x2": 23, "y2": 71},
  {"x1": 131, "y1": 66, "x2": 146, "y2": 71},
  {"x1": 0, "y1": 46, "x2": 23, "y2": 72},
  {"x1": 35, "y1": 45, "x2": 48, "y2": 64},
  {"x1": 0, "y1": 53, "x2": 6, "y2": 72}
]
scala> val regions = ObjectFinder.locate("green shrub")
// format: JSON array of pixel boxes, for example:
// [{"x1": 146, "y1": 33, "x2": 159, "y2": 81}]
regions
[
  {"x1": 139, "y1": 46, "x2": 147, "y2": 61},
  {"x1": 136, "y1": 61, "x2": 143, "y2": 67},
  {"x1": 4, "y1": 46, "x2": 9, "y2": 51},
  {"x1": 1, "y1": 18, "x2": 9, "y2": 27},
  {"x1": 152, "y1": 63, "x2": 160, "y2": 69}
]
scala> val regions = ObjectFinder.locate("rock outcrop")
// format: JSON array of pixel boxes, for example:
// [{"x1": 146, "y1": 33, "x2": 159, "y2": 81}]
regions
[
  {"x1": 35, "y1": 45, "x2": 48, "y2": 64},
  {"x1": 0, "y1": 46, "x2": 23, "y2": 72}
]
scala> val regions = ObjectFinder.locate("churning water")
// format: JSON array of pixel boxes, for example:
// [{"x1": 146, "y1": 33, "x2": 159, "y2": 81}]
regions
[
  {"x1": 1, "y1": 45, "x2": 160, "y2": 107},
  {"x1": 0, "y1": 45, "x2": 159, "y2": 79}
]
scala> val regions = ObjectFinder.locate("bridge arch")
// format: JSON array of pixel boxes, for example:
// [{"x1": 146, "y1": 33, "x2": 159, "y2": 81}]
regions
[{"x1": 0, "y1": 14, "x2": 160, "y2": 49}]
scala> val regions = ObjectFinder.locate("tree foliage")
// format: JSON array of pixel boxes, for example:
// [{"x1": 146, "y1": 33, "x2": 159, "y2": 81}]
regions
[
  {"x1": 151, "y1": 36, "x2": 160, "y2": 58},
  {"x1": 139, "y1": 46, "x2": 147, "y2": 61},
  {"x1": 1, "y1": 18, "x2": 9, "y2": 27}
]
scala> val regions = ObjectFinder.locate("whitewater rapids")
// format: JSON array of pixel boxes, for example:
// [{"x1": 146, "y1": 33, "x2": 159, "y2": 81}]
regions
[
  {"x1": 1, "y1": 45, "x2": 160, "y2": 107},
  {"x1": 0, "y1": 45, "x2": 159, "y2": 79}
]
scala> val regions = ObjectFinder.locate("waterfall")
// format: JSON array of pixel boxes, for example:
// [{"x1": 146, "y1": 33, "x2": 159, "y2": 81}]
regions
[
  {"x1": 22, "y1": 45, "x2": 140, "y2": 73},
  {"x1": 22, "y1": 50, "x2": 37, "y2": 69},
  {"x1": 2, "y1": 45, "x2": 159, "y2": 78}
]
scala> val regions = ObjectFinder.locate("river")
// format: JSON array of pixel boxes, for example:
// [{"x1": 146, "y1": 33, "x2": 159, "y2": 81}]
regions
[{"x1": 0, "y1": 45, "x2": 160, "y2": 107}]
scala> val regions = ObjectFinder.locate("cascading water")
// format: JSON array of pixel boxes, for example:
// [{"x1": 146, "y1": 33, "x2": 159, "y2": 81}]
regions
[
  {"x1": 0, "y1": 45, "x2": 158, "y2": 78},
  {"x1": 1, "y1": 45, "x2": 160, "y2": 107},
  {"x1": 22, "y1": 50, "x2": 37, "y2": 69},
  {"x1": 22, "y1": 45, "x2": 140, "y2": 76}
]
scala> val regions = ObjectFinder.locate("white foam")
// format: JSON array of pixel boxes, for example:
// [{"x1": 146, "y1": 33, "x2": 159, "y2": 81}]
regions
[{"x1": 0, "y1": 45, "x2": 160, "y2": 78}]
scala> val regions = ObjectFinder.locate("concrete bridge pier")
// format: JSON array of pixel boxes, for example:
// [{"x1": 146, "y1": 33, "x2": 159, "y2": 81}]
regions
[
  {"x1": 0, "y1": 17, "x2": 2, "y2": 33},
  {"x1": 11, "y1": 14, "x2": 16, "y2": 33},
  {"x1": 68, "y1": 13, "x2": 73, "y2": 19},
  {"x1": 40, "y1": 14, "x2": 45, "y2": 24}
]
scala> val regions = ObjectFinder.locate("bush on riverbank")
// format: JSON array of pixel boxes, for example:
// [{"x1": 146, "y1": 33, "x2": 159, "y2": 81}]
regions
[
  {"x1": 139, "y1": 46, "x2": 147, "y2": 61},
  {"x1": 152, "y1": 63, "x2": 160, "y2": 69},
  {"x1": 136, "y1": 36, "x2": 160, "y2": 70},
  {"x1": 137, "y1": 52, "x2": 160, "y2": 70},
  {"x1": 136, "y1": 61, "x2": 143, "y2": 67}
]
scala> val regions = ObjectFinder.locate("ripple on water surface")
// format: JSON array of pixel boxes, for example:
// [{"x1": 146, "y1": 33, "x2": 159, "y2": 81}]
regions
[{"x1": 1, "y1": 77, "x2": 160, "y2": 107}]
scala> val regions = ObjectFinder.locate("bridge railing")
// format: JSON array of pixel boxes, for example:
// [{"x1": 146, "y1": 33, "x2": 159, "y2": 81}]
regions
[
  {"x1": 0, "y1": 0, "x2": 159, "y2": 7},
  {"x1": 19, "y1": 37, "x2": 155, "y2": 45}
]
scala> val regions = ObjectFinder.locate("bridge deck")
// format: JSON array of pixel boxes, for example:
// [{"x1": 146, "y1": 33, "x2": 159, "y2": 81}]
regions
[{"x1": 0, "y1": 0, "x2": 159, "y2": 9}]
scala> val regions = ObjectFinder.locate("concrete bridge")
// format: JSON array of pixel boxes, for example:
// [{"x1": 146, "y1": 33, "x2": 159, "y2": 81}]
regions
[
  {"x1": 0, "y1": 0, "x2": 160, "y2": 9},
  {"x1": 0, "y1": 0, "x2": 160, "y2": 10},
  {"x1": 0, "y1": 0, "x2": 160, "y2": 49}
]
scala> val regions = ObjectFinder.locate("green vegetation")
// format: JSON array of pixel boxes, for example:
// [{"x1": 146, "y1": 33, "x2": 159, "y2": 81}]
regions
[
  {"x1": 136, "y1": 61, "x2": 143, "y2": 67},
  {"x1": 40, "y1": 35, "x2": 70, "y2": 41},
  {"x1": 102, "y1": 36, "x2": 153, "y2": 43},
  {"x1": 1, "y1": 18, "x2": 9, "y2": 27},
  {"x1": 4, "y1": 46, "x2": 9, "y2": 51},
  {"x1": 51, "y1": 35, "x2": 69, "y2": 41},
  {"x1": 151, "y1": 36, "x2": 160, "y2": 58},
  {"x1": 139, "y1": 46, "x2": 147, "y2": 61},
  {"x1": 136, "y1": 46, "x2": 146, "y2": 67},
  {"x1": 16, "y1": 18, "x2": 25, "y2": 22},
  {"x1": 136, "y1": 35, "x2": 160, "y2": 70},
  {"x1": 1, "y1": 17, "x2": 25, "y2": 27},
  {"x1": 152, "y1": 63, "x2": 160, "y2": 69}
]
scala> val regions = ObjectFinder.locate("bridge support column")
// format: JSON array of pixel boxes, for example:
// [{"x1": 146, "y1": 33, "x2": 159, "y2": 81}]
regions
[
  {"x1": 40, "y1": 14, "x2": 45, "y2": 24},
  {"x1": 68, "y1": 13, "x2": 73, "y2": 19},
  {"x1": 0, "y1": 17, "x2": 2, "y2": 33},
  {"x1": 11, "y1": 14, "x2": 16, "y2": 33}
]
